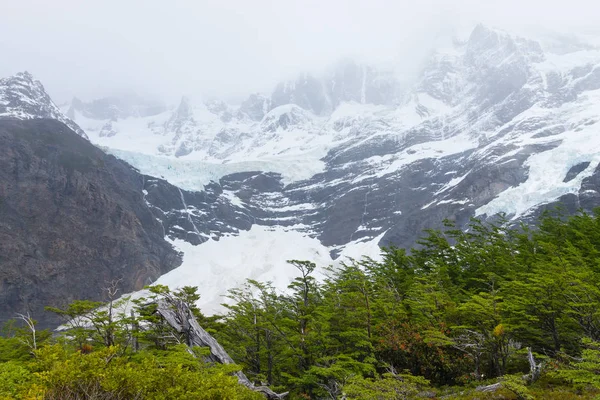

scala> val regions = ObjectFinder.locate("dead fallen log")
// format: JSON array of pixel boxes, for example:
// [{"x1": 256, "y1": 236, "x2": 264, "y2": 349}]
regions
[
  {"x1": 475, "y1": 382, "x2": 502, "y2": 392},
  {"x1": 155, "y1": 298, "x2": 288, "y2": 399}
]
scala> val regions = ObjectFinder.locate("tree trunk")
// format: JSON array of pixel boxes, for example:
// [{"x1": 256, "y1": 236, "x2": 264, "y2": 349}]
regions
[
  {"x1": 524, "y1": 347, "x2": 542, "y2": 383},
  {"x1": 155, "y1": 299, "x2": 287, "y2": 399},
  {"x1": 131, "y1": 310, "x2": 139, "y2": 352}
]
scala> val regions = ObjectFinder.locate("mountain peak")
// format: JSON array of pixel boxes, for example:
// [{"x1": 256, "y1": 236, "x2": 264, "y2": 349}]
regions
[
  {"x1": 3, "y1": 25, "x2": 600, "y2": 321},
  {"x1": 15, "y1": 70, "x2": 34, "y2": 81},
  {"x1": 238, "y1": 93, "x2": 271, "y2": 121},
  {"x1": 175, "y1": 96, "x2": 193, "y2": 119},
  {"x1": 465, "y1": 24, "x2": 544, "y2": 65},
  {"x1": 261, "y1": 104, "x2": 312, "y2": 132},
  {"x1": 0, "y1": 72, "x2": 87, "y2": 138},
  {"x1": 468, "y1": 24, "x2": 499, "y2": 40}
]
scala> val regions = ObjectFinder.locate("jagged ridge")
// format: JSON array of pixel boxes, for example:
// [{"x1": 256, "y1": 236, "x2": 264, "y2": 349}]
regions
[{"x1": 0, "y1": 72, "x2": 88, "y2": 138}]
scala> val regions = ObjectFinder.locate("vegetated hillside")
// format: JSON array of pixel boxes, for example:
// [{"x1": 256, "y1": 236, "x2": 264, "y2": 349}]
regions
[
  {"x1": 210, "y1": 209, "x2": 600, "y2": 399},
  {"x1": 3, "y1": 209, "x2": 600, "y2": 399},
  {"x1": 0, "y1": 118, "x2": 181, "y2": 328}
]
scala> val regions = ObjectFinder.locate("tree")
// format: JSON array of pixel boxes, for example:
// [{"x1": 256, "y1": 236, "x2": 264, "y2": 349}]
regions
[
  {"x1": 221, "y1": 280, "x2": 287, "y2": 386},
  {"x1": 455, "y1": 279, "x2": 519, "y2": 378},
  {"x1": 45, "y1": 299, "x2": 105, "y2": 349},
  {"x1": 46, "y1": 279, "x2": 137, "y2": 351},
  {"x1": 284, "y1": 260, "x2": 321, "y2": 374},
  {"x1": 553, "y1": 338, "x2": 600, "y2": 391}
]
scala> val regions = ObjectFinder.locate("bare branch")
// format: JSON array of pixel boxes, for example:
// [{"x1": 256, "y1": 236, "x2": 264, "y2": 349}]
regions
[{"x1": 15, "y1": 312, "x2": 37, "y2": 351}]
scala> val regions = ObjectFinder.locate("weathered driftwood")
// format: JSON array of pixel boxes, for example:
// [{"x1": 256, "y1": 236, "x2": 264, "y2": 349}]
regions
[
  {"x1": 155, "y1": 298, "x2": 288, "y2": 399},
  {"x1": 475, "y1": 382, "x2": 502, "y2": 392}
]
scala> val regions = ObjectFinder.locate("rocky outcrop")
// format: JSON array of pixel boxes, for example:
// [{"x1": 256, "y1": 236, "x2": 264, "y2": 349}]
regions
[
  {"x1": 0, "y1": 72, "x2": 87, "y2": 138},
  {"x1": 0, "y1": 118, "x2": 181, "y2": 328},
  {"x1": 261, "y1": 105, "x2": 313, "y2": 132},
  {"x1": 269, "y1": 60, "x2": 403, "y2": 115},
  {"x1": 238, "y1": 93, "x2": 270, "y2": 121}
]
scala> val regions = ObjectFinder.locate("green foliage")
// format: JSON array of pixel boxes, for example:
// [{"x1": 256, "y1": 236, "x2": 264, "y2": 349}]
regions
[
  {"x1": 30, "y1": 344, "x2": 262, "y2": 400},
  {"x1": 502, "y1": 374, "x2": 534, "y2": 400},
  {"x1": 0, "y1": 362, "x2": 32, "y2": 399},
  {"x1": 0, "y1": 336, "x2": 36, "y2": 363},
  {"x1": 214, "y1": 209, "x2": 600, "y2": 397},
  {"x1": 553, "y1": 339, "x2": 600, "y2": 392},
  {"x1": 46, "y1": 299, "x2": 109, "y2": 348},
  {"x1": 0, "y1": 318, "x2": 51, "y2": 361},
  {"x1": 343, "y1": 372, "x2": 431, "y2": 399},
  {"x1": 219, "y1": 279, "x2": 285, "y2": 386},
  {"x1": 8, "y1": 206, "x2": 600, "y2": 398},
  {"x1": 0, "y1": 284, "x2": 264, "y2": 399}
]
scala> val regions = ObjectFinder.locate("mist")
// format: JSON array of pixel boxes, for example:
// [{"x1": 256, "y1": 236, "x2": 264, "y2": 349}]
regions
[{"x1": 1, "y1": 0, "x2": 599, "y2": 104}]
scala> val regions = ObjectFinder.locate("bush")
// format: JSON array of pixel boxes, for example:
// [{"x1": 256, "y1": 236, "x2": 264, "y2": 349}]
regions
[
  {"x1": 0, "y1": 361, "x2": 33, "y2": 399},
  {"x1": 343, "y1": 372, "x2": 431, "y2": 400},
  {"x1": 30, "y1": 344, "x2": 262, "y2": 400}
]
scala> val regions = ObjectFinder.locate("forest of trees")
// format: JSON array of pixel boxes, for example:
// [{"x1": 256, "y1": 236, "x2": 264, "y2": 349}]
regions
[{"x1": 4, "y1": 209, "x2": 600, "y2": 399}]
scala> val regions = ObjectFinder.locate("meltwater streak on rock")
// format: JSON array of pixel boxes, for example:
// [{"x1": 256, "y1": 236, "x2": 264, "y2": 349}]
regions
[{"x1": 177, "y1": 187, "x2": 202, "y2": 238}]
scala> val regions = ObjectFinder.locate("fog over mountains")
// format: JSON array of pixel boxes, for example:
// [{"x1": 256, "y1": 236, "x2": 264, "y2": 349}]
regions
[{"x1": 3, "y1": 22, "x2": 600, "y2": 325}]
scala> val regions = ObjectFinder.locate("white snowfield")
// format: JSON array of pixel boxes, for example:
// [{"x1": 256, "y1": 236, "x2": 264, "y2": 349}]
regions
[
  {"x1": 476, "y1": 88, "x2": 600, "y2": 218},
  {"x1": 151, "y1": 226, "x2": 385, "y2": 315},
  {"x1": 109, "y1": 149, "x2": 326, "y2": 191},
  {"x1": 68, "y1": 93, "x2": 454, "y2": 191}
]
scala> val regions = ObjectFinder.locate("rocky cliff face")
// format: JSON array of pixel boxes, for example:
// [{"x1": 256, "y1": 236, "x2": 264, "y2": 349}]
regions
[
  {"x1": 0, "y1": 118, "x2": 181, "y2": 328},
  {"x1": 270, "y1": 59, "x2": 403, "y2": 115}
]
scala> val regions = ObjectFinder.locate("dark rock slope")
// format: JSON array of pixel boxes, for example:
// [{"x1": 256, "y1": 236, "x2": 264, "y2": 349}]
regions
[{"x1": 0, "y1": 118, "x2": 181, "y2": 328}]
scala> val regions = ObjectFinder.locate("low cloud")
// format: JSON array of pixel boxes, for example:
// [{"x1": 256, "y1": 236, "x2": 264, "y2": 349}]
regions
[{"x1": 1, "y1": 0, "x2": 598, "y2": 103}]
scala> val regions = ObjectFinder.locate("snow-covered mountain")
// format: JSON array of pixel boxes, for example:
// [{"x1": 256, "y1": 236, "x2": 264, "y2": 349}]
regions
[
  {"x1": 4, "y1": 24, "x2": 600, "y2": 315},
  {"x1": 0, "y1": 72, "x2": 87, "y2": 138}
]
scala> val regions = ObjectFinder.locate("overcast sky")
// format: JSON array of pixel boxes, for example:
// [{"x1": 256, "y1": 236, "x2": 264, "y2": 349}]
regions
[{"x1": 1, "y1": 0, "x2": 599, "y2": 103}]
